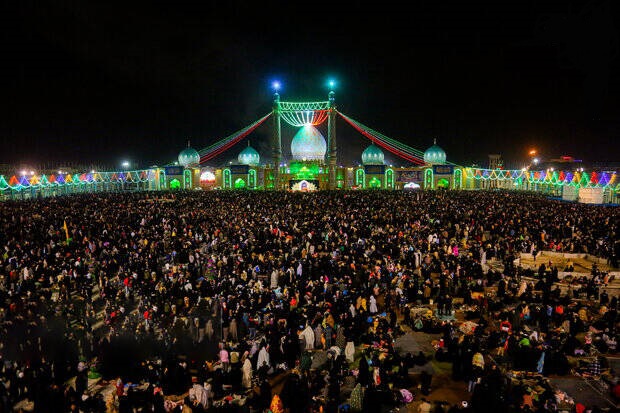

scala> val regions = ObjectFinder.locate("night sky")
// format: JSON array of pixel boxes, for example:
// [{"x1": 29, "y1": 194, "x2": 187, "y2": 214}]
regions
[{"x1": 2, "y1": 1, "x2": 620, "y2": 169}]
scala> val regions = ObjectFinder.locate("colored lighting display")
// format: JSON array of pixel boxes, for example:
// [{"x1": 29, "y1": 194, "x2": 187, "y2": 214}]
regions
[
  {"x1": 280, "y1": 109, "x2": 329, "y2": 127},
  {"x1": 200, "y1": 171, "x2": 216, "y2": 183},
  {"x1": 277, "y1": 101, "x2": 331, "y2": 127},
  {"x1": 289, "y1": 162, "x2": 319, "y2": 179},
  {"x1": 1, "y1": 98, "x2": 617, "y2": 198},
  {"x1": 0, "y1": 170, "x2": 155, "y2": 192}
]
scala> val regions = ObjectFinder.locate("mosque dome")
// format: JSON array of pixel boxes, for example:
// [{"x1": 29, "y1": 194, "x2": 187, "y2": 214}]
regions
[
  {"x1": 178, "y1": 146, "x2": 200, "y2": 167},
  {"x1": 291, "y1": 125, "x2": 327, "y2": 161},
  {"x1": 238, "y1": 144, "x2": 260, "y2": 166},
  {"x1": 361, "y1": 144, "x2": 385, "y2": 165},
  {"x1": 423, "y1": 140, "x2": 446, "y2": 164}
]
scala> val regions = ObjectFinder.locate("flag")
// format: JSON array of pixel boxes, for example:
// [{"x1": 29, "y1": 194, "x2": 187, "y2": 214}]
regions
[{"x1": 63, "y1": 220, "x2": 70, "y2": 244}]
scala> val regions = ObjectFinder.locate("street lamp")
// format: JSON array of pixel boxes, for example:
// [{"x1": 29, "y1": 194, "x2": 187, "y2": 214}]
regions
[{"x1": 122, "y1": 161, "x2": 130, "y2": 169}]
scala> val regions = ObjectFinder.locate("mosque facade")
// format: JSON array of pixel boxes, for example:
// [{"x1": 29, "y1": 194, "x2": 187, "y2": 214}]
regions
[
  {"x1": 2, "y1": 89, "x2": 616, "y2": 203},
  {"x1": 172, "y1": 127, "x2": 459, "y2": 192}
]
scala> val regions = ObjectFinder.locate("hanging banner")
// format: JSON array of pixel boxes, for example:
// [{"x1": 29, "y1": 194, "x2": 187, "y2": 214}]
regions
[
  {"x1": 364, "y1": 165, "x2": 385, "y2": 175},
  {"x1": 433, "y1": 165, "x2": 454, "y2": 175},
  {"x1": 230, "y1": 165, "x2": 249, "y2": 175},
  {"x1": 396, "y1": 170, "x2": 422, "y2": 182},
  {"x1": 165, "y1": 166, "x2": 184, "y2": 176}
]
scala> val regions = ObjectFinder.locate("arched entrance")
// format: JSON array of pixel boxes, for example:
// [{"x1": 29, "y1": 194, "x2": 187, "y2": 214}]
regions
[
  {"x1": 368, "y1": 177, "x2": 381, "y2": 188},
  {"x1": 169, "y1": 178, "x2": 181, "y2": 190},
  {"x1": 234, "y1": 178, "x2": 246, "y2": 189},
  {"x1": 437, "y1": 178, "x2": 450, "y2": 189}
]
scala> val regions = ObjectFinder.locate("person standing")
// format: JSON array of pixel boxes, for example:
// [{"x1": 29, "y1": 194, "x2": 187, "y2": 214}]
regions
[
  {"x1": 218, "y1": 343, "x2": 230, "y2": 372},
  {"x1": 369, "y1": 294, "x2": 378, "y2": 314},
  {"x1": 241, "y1": 353, "x2": 253, "y2": 390}
]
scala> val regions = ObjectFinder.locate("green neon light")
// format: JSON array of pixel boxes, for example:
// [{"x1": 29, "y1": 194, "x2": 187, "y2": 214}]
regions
[
  {"x1": 234, "y1": 178, "x2": 246, "y2": 189},
  {"x1": 424, "y1": 168, "x2": 434, "y2": 189},
  {"x1": 223, "y1": 169, "x2": 231, "y2": 189},
  {"x1": 386, "y1": 168, "x2": 394, "y2": 188},
  {"x1": 248, "y1": 169, "x2": 257, "y2": 189},
  {"x1": 183, "y1": 169, "x2": 192, "y2": 189},
  {"x1": 169, "y1": 179, "x2": 181, "y2": 190},
  {"x1": 453, "y1": 169, "x2": 462, "y2": 189},
  {"x1": 437, "y1": 178, "x2": 450, "y2": 188},
  {"x1": 356, "y1": 168, "x2": 365, "y2": 188},
  {"x1": 368, "y1": 177, "x2": 381, "y2": 188},
  {"x1": 289, "y1": 162, "x2": 319, "y2": 180}
]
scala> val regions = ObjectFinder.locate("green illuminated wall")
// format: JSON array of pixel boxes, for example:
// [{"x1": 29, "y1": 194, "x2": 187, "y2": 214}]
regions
[
  {"x1": 223, "y1": 169, "x2": 231, "y2": 189},
  {"x1": 183, "y1": 169, "x2": 192, "y2": 189},
  {"x1": 289, "y1": 161, "x2": 319, "y2": 180},
  {"x1": 424, "y1": 168, "x2": 434, "y2": 189},
  {"x1": 386, "y1": 168, "x2": 394, "y2": 189},
  {"x1": 356, "y1": 168, "x2": 365, "y2": 188}
]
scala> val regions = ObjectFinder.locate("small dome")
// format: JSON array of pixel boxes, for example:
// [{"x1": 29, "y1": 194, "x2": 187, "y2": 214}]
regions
[
  {"x1": 291, "y1": 125, "x2": 327, "y2": 161},
  {"x1": 362, "y1": 144, "x2": 385, "y2": 165},
  {"x1": 424, "y1": 140, "x2": 446, "y2": 164},
  {"x1": 178, "y1": 146, "x2": 200, "y2": 167},
  {"x1": 238, "y1": 144, "x2": 260, "y2": 166}
]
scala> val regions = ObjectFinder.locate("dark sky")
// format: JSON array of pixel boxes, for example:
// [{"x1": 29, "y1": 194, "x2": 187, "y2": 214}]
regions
[{"x1": 2, "y1": 0, "x2": 619, "y2": 169}]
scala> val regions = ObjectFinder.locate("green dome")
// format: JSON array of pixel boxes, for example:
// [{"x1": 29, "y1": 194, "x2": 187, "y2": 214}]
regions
[
  {"x1": 291, "y1": 125, "x2": 327, "y2": 161},
  {"x1": 424, "y1": 140, "x2": 446, "y2": 164},
  {"x1": 361, "y1": 144, "x2": 385, "y2": 165},
  {"x1": 238, "y1": 145, "x2": 260, "y2": 166},
  {"x1": 178, "y1": 147, "x2": 200, "y2": 167}
]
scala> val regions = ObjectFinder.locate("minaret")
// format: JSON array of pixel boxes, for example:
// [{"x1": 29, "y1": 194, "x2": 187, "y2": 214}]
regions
[
  {"x1": 272, "y1": 91, "x2": 282, "y2": 189},
  {"x1": 327, "y1": 89, "x2": 337, "y2": 189}
]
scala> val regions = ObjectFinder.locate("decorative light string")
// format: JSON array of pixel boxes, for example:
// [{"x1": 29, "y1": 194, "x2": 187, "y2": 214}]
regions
[
  {"x1": 195, "y1": 113, "x2": 272, "y2": 164},
  {"x1": 0, "y1": 169, "x2": 155, "y2": 191},
  {"x1": 279, "y1": 110, "x2": 329, "y2": 127},
  {"x1": 338, "y1": 112, "x2": 425, "y2": 165}
]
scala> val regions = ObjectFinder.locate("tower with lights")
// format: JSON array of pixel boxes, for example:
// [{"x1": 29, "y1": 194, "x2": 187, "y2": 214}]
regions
[{"x1": 327, "y1": 81, "x2": 338, "y2": 189}]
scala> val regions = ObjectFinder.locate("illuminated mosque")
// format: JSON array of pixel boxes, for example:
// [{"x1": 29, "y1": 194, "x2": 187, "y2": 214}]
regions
[
  {"x1": 0, "y1": 83, "x2": 617, "y2": 204},
  {"x1": 170, "y1": 87, "x2": 460, "y2": 192}
]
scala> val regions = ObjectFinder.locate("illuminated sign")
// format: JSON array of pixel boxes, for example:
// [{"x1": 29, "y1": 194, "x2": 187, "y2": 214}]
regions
[
  {"x1": 396, "y1": 170, "x2": 422, "y2": 182},
  {"x1": 364, "y1": 165, "x2": 385, "y2": 175},
  {"x1": 289, "y1": 179, "x2": 319, "y2": 191},
  {"x1": 433, "y1": 165, "x2": 454, "y2": 175},
  {"x1": 165, "y1": 166, "x2": 184, "y2": 176},
  {"x1": 230, "y1": 165, "x2": 249, "y2": 175}
]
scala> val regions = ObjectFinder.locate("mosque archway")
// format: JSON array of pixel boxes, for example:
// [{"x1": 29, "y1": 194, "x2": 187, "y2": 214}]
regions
[
  {"x1": 234, "y1": 178, "x2": 246, "y2": 189},
  {"x1": 169, "y1": 178, "x2": 181, "y2": 190},
  {"x1": 437, "y1": 178, "x2": 450, "y2": 189},
  {"x1": 368, "y1": 177, "x2": 381, "y2": 188}
]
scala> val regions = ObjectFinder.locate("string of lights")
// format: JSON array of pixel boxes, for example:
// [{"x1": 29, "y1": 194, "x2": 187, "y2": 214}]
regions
[
  {"x1": 279, "y1": 109, "x2": 329, "y2": 127},
  {"x1": 199, "y1": 113, "x2": 272, "y2": 163},
  {"x1": 338, "y1": 112, "x2": 425, "y2": 165}
]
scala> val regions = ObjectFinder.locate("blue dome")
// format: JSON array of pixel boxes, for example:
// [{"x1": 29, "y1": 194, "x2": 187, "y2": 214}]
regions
[
  {"x1": 291, "y1": 126, "x2": 327, "y2": 161},
  {"x1": 238, "y1": 145, "x2": 260, "y2": 166},
  {"x1": 424, "y1": 141, "x2": 446, "y2": 164},
  {"x1": 362, "y1": 144, "x2": 384, "y2": 165},
  {"x1": 178, "y1": 147, "x2": 200, "y2": 167}
]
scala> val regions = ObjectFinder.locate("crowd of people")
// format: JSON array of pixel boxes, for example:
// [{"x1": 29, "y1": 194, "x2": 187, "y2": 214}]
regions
[{"x1": 0, "y1": 189, "x2": 618, "y2": 413}]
